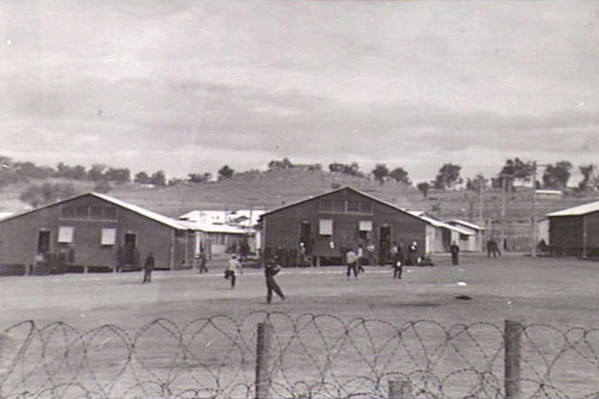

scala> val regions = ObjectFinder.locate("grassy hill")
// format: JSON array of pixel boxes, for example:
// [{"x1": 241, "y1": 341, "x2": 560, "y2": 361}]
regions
[{"x1": 1, "y1": 168, "x2": 597, "y2": 251}]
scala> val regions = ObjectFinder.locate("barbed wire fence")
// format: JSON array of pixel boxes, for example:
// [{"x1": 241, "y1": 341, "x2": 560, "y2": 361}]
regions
[{"x1": 1, "y1": 312, "x2": 599, "y2": 398}]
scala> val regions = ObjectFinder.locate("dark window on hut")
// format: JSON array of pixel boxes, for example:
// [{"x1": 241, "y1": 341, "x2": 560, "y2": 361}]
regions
[
  {"x1": 320, "y1": 199, "x2": 346, "y2": 213},
  {"x1": 104, "y1": 207, "x2": 117, "y2": 220},
  {"x1": 332, "y1": 200, "x2": 345, "y2": 213},
  {"x1": 60, "y1": 206, "x2": 75, "y2": 219},
  {"x1": 319, "y1": 200, "x2": 332, "y2": 212},
  {"x1": 75, "y1": 206, "x2": 88, "y2": 219},
  {"x1": 360, "y1": 201, "x2": 373, "y2": 214},
  {"x1": 90, "y1": 206, "x2": 103, "y2": 219},
  {"x1": 347, "y1": 201, "x2": 360, "y2": 212}
]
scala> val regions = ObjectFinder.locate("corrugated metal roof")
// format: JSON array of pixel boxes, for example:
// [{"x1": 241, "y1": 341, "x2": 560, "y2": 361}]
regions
[
  {"x1": 446, "y1": 219, "x2": 485, "y2": 231},
  {"x1": 91, "y1": 192, "x2": 189, "y2": 230},
  {"x1": 178, "y1": 220, "x2": 248, "y2": 234},
  {"x1": 0, "y1": 192, "x2": 189, "y2": 230},
  {"x1": 409, "y1": 212, "x2": 474, "y2": 235},
  {"x1": 261, "y1": 186, "x2": 424, "y2": 224},
  {"x1": 546, "y1": 200, "x2": 599, "y2": 217}
]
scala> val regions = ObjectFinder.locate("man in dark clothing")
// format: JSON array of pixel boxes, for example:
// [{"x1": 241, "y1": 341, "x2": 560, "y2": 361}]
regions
[
  {"x1": 487, "y1": 239, "x2": 501, "y2": 258},
  {"x1": 392, "y1": 245, "x2": 405, "y2": 279},
  {"x1": 450, "y1": 242, "x2": 460, "y2": 265},
  {"x1": 265, "y1": 260, "x2": 285, "y2": 304},
  {"x1": 197, "y1": 250, "x2": 208, "y2": 274},
  {"x1": 143, "y1": 252, "x2": 155, "y2": 283}
]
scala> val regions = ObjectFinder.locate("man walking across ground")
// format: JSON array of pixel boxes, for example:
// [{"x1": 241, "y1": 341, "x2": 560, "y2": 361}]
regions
[
  {"x1": 224, "y1": 254, "x2": 242, "y2": 289},
  {"x1": 265, "y1": 258, "x2": 286, "y2": 304},
  {"x1": 392, "y1": 244, "x2": 405, "y2": 279},
  {"x1": 142, "y1": 252, "x2": 155, "y2": 284},
  {"x1": 197, "y1": 250, "x2": 208, "y2": 274},
  {"x1": 346, "y1": 248, "x2": 359, "y2": 279},
  {"x1": 356, "y1": 244, "x2": 365, "y2": 273}
]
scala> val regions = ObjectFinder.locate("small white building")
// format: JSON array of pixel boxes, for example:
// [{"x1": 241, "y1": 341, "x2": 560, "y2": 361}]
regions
[
  {"x1": 445, "y1": 219, "x2": 485, "y2": 252},
  {"x1": 410, "y1": 212, "x2": 475, "y2": 253},
  {"x1": 178, "y1": 221, "x2": 251, "y2": 259},
  {"x1": 178, "y1": 209, "x2": 265, "y2": 259}
]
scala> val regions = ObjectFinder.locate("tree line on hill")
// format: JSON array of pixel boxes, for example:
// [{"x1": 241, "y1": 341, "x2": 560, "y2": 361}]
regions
[{"x1": 1, "y1": 154, "x2": 598, "y2": 208}]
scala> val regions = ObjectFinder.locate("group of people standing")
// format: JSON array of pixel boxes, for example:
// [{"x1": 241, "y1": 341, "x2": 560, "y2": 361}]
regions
[{"x1": 344, "y1": 240, "x2": 422, "y2": 280}]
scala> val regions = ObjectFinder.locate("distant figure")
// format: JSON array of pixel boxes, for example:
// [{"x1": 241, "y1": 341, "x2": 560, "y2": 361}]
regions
[
  {"x1": 392, "y1": 244, "x2": 405, "y2": 279},
  {"x1": 366, "y1": 242, "x2": 377, "y2": 266},
  {"x1": 196, "y1": 251, "x2": 208, "y2": 274},
  {"x1": 356, "y1": 244, "x2": 365, "y2": 273},
  {"x1": 239, "y1": 238, "x2": 250, "y2": 262},
  {"x1": 265, "y1": 259, "x2": 286, "y2": 304},
  {"x1": 143, "y1": 252, "x2": 155, "y2": 284},
  {"x1": 487, "y1": 239, "x2": 501, "y2": 258},
  {"x1": 450, "y1": 242, "x2": 460, "y2": 265},
  {"x1": 407, "y1": 241, "x2": 418, "y2": 266},
  {"x1": 345, "y1": 248, "x2": 359, "y2": 279},
  {"x1": 224, "y1": 254, "x2": 242, "y2": 289},
  {"x1": 537, "y1": 239, "x2": 549, "y2": 255}
]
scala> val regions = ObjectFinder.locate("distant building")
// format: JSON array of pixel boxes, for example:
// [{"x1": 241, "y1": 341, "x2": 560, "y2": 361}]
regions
[
  {"x1": 410, "y1": 212, "x2": 476, "y2": 253},
  {"x1": 445, "y1": 219, "x2": 485, "y2": 252},
  {"x1": 178, "y1": 220, "x2": 252, "y2": 259},
  {"x1": 179, "y1": 209, "x2": 265, "y2": 258},
  {"x1": 180, "y1": 209, "x2": 265, "y2": 229},
  {"x1": 535, "y1": 189, "x2": 564, "y2": 200},
  {"x1": 546, "y1": 200, "x2": 599, "y2": 257},
  {"x1": 259, "y1": 186, "x2": 430, "y2": 266},
  {"x1": 0, "y1": 192, "x2": 194, "y2": 275}
]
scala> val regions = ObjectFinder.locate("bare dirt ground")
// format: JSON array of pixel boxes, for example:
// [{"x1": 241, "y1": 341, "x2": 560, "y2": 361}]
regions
[
  {"x1": 2, "y1": 253, "x2": 599, "y2": 398},
  {"x1": 2, "y1": 252, "x2": 598, "y2": 330}
]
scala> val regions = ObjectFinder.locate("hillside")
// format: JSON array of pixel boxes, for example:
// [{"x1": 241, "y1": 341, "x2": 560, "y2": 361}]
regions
[
  {"x1": 110, "y1": 168, "x2": 418, "y2": 216},
  {"x1": 1, "y1": 168, "x2": 597, "y2": 251}
]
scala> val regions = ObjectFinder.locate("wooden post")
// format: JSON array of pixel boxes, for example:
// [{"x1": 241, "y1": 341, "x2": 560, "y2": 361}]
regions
[
  {"x1": 389, "y1": 379, "x2": 412, "y2": 399},
  {"x1": 505, "y1": 320, "x2": 523, "y2": 399},
  {"x1": 255, "y1": 322, "x2": 273, "y2": 399}
]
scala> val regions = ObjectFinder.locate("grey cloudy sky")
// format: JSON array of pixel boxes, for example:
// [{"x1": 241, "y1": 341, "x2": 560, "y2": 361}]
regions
[{"x1": 1, "y1": 1, "x2": 598, "y2": 183}]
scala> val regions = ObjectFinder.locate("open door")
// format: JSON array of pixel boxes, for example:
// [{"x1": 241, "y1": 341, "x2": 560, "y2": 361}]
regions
[
  {"x1": 123, "y1": 233, "x2": 138, "y2": 266},
  {"x1": 37, "y1": 231, "x2": 51, "y2": 255},
  {"x1": 378, "y1": 226, "x2": 391, "y2": 265}
]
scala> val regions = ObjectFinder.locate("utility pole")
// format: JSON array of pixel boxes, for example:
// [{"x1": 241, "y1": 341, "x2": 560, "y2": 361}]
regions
[
  {"x1": 500, "y1": 175, "x2": 507, "y2": 252},
  {"x1": 531, "y1": 161, "x2": 538, "y2": 258},
  {"x1": 477, "y1": 175, "x2": 485, "y2": 253},
  {"x1": 478, "y1": 175, "x2": 484, "y2": 226}
]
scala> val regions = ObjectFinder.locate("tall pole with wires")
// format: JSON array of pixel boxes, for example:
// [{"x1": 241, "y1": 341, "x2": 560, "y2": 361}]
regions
[{"x1": 531, "y1": 162, "x2": 538, "y2": 258}]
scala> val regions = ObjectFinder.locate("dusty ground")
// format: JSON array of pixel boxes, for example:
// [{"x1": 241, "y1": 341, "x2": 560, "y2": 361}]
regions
[
  {"x1": 2, "y1": 252, "x2": 598, "y2": 330},
  {"x1": 2, "y1": 253, "x2": 599, "y2": 398}
]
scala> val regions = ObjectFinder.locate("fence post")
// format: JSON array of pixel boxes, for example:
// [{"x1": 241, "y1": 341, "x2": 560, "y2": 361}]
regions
[
  {"x1": 255, "y1": 322, "x2": 273, "y2": 399},
  {"x1": 505, "y1": 319, "x2": 523, "y2": 399},
  {"x1": 389, "y1": 379, "x2": 412, "y2": 399}
]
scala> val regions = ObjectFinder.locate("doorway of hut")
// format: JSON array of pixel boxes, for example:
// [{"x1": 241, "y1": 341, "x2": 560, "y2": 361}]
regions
[
  {"x1": 298, "y1": 221, "x2": 312, "y2": 266},
  {"x1": 122, "y1": 233, "x2": 138, "y2": 268},
  {"x1": 37, "y1": 230, "x2": 51, "y2": 255},
  {"x1": 378, "y1": 226, "x2": 391, "y2": 265}
]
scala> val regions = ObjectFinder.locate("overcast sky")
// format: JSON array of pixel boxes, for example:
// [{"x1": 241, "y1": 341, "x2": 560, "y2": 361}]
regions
[{"x1": 1, "y1": 1, "x2": 598, "y2": 183}]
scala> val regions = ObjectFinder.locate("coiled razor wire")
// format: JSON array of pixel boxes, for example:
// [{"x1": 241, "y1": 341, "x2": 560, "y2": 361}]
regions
[{"x1": 0, "y1": 312, "x2": 599, "y2": 398}]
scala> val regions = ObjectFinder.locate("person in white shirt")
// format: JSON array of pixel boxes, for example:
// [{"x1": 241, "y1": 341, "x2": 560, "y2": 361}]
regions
[
  {"x1": 345, "y1": 248, "x2": 358, "y2": 279},
  {"x1": 224, "y1": 254, "x2": 242, "y2": 289}
]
